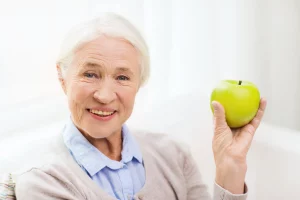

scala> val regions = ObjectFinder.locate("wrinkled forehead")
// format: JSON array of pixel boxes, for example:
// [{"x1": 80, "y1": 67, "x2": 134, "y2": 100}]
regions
[
  {"x1": 69, "y1": 36, "x2": 141, "y2": 73},
  {"x1": 74, "y1": 36, "x2": 139, "y2": 62}
]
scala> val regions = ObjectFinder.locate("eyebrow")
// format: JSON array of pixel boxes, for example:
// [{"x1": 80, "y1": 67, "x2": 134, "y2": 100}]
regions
[
  {"x1": 115, "y1": 67, "x2": 134, "y2": 75},
  {"x1": 83, "y1": 62, "x2": 102, "y2": 69},
  {"x1": 83, "y1": 62, "x2": 134, "y2": 75}
]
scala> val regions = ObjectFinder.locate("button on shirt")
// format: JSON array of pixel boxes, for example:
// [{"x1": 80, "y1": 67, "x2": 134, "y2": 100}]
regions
[{"x1": 63, "y1": 118, "x2": 146, "y2": 200}]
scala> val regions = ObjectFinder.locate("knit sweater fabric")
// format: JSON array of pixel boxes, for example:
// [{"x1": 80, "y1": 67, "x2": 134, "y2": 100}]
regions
[{"x1": 15, "y1": 129, "x2": 247, "y2": 200}]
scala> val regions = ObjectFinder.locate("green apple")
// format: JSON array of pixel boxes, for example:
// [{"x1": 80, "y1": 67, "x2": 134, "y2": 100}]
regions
[{"x1": 210, "y1": 80, "x2": 260, "y2": 128}]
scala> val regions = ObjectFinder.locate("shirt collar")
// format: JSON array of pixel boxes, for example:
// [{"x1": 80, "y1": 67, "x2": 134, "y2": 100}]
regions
[
  {"x1": 121, "y1": 124, "x2": 143, "y2": 163},
  {"x1": 62, "y1": 117, "x2": 143, "y2": 176}
]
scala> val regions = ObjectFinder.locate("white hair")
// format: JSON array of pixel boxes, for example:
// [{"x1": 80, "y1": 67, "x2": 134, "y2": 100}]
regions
[{"x1": 56, "y1": 13, "x2": 150, "y2": 86}]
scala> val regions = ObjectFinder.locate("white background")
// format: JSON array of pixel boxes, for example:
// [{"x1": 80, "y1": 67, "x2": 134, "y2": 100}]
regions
[{"x1": 0, "y1": 0, "x2": 299, "y2": 133}]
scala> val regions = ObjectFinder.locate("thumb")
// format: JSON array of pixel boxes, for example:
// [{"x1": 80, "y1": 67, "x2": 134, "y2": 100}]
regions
[{"x1": 211, "y1": 101, "x2": 227, "y2": 129}]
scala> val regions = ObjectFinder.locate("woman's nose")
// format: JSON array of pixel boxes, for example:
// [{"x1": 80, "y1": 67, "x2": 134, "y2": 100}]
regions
[{"x1": 93, "y1": 81, "x2": 117, "y2": 104}]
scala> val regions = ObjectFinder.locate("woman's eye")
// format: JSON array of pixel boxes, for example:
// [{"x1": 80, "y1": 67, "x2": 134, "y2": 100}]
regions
[
  {"x1": 117, "y1": 75, "x2": 129, "y2": 81},
  {"x1": 84, "y1": 73, "x2": 98, "y2": 78}
]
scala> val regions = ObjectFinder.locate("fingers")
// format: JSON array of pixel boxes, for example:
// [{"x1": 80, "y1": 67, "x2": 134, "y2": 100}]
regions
[
  {"x1": 249, "y1": 98, "x2": 267, "y2": 130},
  {"x1": 211, "y1": 101, "x2": 227, "y2": 130}
]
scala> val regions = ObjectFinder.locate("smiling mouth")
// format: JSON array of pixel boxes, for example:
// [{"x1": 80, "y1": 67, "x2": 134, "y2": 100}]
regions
[{"x1": 87, "y1": 109, "x2": 116, "y2": 117}]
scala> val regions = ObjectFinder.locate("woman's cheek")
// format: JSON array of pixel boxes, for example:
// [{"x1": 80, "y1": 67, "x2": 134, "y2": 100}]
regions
[
  {"x1": 74, "y1": 101, "x2": 85, "y2": 124},
  {"x1": 123, "y1": 89, "x2": 138, "y2": 112},
  {"x1": 68, "y1": 83, "x2": 91, "y2": 124}
]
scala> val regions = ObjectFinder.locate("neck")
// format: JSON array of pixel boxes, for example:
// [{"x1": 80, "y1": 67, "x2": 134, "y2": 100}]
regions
[{"x1": 84, "y1": 130, "x2": 123, "y2": 161}]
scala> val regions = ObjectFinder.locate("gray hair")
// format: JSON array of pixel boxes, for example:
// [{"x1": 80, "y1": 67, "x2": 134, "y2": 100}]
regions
[{"x1": 56, "y1": 13, "x2": 150, "y2": 87}]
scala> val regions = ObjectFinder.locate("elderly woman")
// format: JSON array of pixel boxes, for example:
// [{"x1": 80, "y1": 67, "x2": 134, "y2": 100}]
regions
[{"x1": 15, "y1": 13, "x2": 267, "y2": 200}]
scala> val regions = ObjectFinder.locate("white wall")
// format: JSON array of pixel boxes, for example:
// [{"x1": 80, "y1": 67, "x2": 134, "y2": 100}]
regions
[
  {"x1": 235, "y1": 0, "x2": 300, "y2": 131},
  {"x1": 1, "y1": 0, "x2": 299, "y2": 131},
  {"x1": 169, "y1": 0, "x2": 218, "y2": 97},
  {"x1": 262, "y1": 0, "x2": 300, "y2": 130}
]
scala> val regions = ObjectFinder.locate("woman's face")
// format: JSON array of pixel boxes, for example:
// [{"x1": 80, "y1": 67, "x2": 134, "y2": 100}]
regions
[{"x1": 59, "y1": 36, "x2": 140, "y2": 139}]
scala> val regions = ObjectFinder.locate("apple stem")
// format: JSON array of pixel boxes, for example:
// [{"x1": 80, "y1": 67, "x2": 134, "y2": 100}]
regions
[{"x1": 238, "y1": 80, "x2": 242, "y2": 85}]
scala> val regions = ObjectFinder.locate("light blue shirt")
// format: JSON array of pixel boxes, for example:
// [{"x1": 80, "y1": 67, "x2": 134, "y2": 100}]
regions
[{"x1": 62, "y1": 118, "x2": 145, "y2": 200}]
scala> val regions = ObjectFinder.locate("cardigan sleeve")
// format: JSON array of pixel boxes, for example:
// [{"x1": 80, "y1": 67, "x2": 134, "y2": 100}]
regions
[{"x1": 183, "y1": 147, "x2": 248, "y2": 200}]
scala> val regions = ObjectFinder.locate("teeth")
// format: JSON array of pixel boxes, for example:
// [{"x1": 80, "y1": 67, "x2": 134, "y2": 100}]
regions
[{"x1": 90, "y1": 109, "x2": 114, "y2": 116}]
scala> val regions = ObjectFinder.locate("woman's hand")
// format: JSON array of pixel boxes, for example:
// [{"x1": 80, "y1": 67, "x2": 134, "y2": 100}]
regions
[{"x1": 211, "y1": 98, "x2": 267, "y2": 194}]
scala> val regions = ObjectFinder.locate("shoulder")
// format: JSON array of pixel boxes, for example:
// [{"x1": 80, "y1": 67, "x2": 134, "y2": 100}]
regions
[
  {"x1": 16, "y1": 159, "x2": 66, "y2": 186},
  {"x1": 133, "y1": 129, "x2": 190, "y2": 150},
  {"x1": 14, "y1": 131, "x2": 68, "y2": 177},
  {"x1": 15, "y1": 161, "x2": 82, "y2": 199},
  {"x1": 15, "y1": 131, "x2": 83, "y2": 198},
  {"x1": 15, "y1": 167, "x2": 58, "y2": 198},
  {"x1": 131, "y1": 129, "x2": 192, "y2": 164}
]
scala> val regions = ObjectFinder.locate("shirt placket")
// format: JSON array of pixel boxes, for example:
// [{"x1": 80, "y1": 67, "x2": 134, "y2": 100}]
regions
[{"x1": 118, "y1": 164, "x2": 134, "y2": 200}]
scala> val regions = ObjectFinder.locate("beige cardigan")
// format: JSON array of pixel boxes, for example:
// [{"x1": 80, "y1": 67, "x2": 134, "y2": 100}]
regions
[{"x1": 15, "y1": 129, "x2": 247, "y2": 200}]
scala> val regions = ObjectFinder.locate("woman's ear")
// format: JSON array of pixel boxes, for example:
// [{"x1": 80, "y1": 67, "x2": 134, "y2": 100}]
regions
[{"x1": 56, "y1": 64, "x2": 67, "y2": 94}]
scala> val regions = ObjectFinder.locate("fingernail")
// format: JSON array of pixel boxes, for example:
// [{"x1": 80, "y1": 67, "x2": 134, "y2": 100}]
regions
[{"x1": 211, "y1": 101, "x2": 218, "y2": 110}]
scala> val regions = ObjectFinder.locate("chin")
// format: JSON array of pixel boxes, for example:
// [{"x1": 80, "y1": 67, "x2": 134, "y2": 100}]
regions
[{"x1": 86, "y1": 125, "x2": 122, "y2": 139}]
